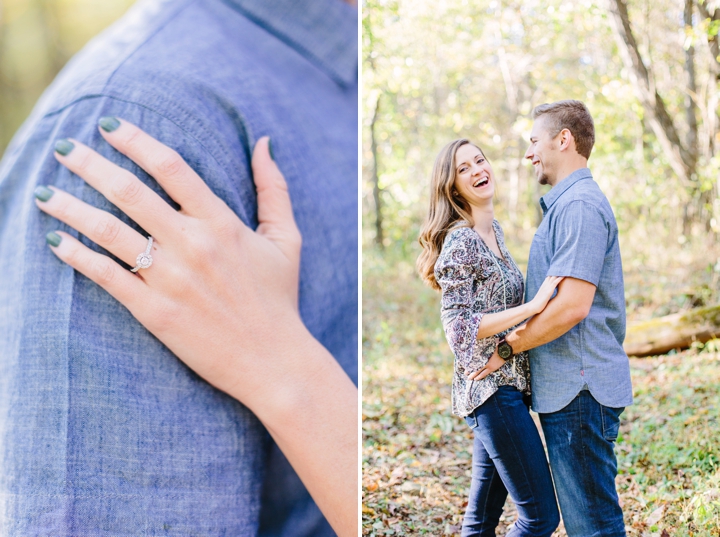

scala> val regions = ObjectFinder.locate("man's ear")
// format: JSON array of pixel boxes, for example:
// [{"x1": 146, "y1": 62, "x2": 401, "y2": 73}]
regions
[{"x1": 558, "y1": 128, "x2": 574, "y2": 152}]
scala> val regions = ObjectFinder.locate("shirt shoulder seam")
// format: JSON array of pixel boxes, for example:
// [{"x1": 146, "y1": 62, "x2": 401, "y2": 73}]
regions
[{"x1": 39, "y1": 93, "x2": 242, "y2": 182}]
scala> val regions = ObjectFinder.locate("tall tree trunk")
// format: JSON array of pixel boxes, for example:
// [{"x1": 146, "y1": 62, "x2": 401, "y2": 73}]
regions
[
  {"x1": 695, "y1": 1, "x2": 720, "y2": 236},
  {"x1": 606, "y1": 0, "x2": 695, "y2": 182},
  {"x1": 370, "y1": 95, "x2": 384, "y2": 249},
  {"x1": 684, "y1": 0, "x2": 699, "y2": 166},
  {"x1": 684, "y1": 0, "x2": 701, "y2": 234},
  {"x1": 606, "y1": 0, "x2": 713, "y2": 233}
]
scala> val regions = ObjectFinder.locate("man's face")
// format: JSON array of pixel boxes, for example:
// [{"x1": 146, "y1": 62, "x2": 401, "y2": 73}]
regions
[{"x1": 524, "y1": 116, "x2": 559, "y2": 186}]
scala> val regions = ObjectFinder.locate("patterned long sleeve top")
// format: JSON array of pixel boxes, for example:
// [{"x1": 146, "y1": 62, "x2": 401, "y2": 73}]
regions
[{"x1": 434, "y1": 222, "x2": 531, "y2": 417}]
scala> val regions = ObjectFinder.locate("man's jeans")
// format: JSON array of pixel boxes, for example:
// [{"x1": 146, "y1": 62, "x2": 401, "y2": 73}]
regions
[
  {"x1": 463, "y1": 386, "x2": 560, "y2": 537},
  {"x1": 540, "y1": 390, "x2": 626, "y2": 537}
]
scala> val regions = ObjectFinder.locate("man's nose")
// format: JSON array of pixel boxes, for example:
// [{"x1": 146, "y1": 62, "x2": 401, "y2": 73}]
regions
[{"x1": 524, "y1": 147, "x2": 532, "y2": 160}]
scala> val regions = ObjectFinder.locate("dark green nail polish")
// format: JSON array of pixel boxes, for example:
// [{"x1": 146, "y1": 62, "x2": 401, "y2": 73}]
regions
[
  {"x1": 268, "y1": 138, "x2": 275, "y2": 161},
  {"x1": 34, "y1": 186, "x2": 54, "y2": 202},
  {"x1": 46, "y1": 232, "x2": 62, "y2": 247},
  {"x1": 55, "y1": 139, "x2": 75, "y2": 156},
  {"x1": 98, "y1": 116, "x2": 120, "y2": 133}
]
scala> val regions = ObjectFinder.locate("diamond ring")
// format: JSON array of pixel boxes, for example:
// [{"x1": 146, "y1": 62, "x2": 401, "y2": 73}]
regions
[{"x1": 130, "y1": 236, "x2": 153, "y2": 272}]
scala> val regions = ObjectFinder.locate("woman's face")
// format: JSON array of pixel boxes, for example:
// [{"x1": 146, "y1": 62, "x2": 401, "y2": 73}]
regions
[{"x1": 452, "y1": 144, "x2": 495, "y2": 206}]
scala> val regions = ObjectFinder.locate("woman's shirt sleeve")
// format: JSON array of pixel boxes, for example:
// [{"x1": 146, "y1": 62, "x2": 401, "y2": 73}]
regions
[{"x1": 435, "y1": 228, "x2": 485, "y2": 370}]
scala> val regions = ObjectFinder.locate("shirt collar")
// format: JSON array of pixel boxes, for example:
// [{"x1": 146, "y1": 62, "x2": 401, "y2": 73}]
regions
[
  {"x1": 222, "y1": 0, "x2": 358, "y2": 87},
  {"x1": 539, "y1": 167, "x2": 593, "y2": 214}
]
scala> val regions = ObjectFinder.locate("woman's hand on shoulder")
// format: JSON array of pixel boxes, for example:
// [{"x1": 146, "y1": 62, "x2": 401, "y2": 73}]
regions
[
  {"x1": 36, "y1": 118, "x2": 305, "y2": 403},
  {"x1": 36, "y1": 118, "x2": 358, "y2": 537}
]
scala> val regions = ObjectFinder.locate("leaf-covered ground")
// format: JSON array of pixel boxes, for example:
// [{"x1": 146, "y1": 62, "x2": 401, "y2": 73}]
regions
[
  {"x1": 362, "y1": 247, "x2": 720, "y2": 536},
  {"x1": 363, "y1": 348, "x2": 720, "y2": 536}
]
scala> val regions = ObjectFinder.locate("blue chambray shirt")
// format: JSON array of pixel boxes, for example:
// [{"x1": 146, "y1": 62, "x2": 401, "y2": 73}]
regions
[
  {"x1": 525, "y1": 168, "x2": 633, "y2": 414},
  {"x1": 0, "y1": 0, "x2": 356, "y2": 535}
]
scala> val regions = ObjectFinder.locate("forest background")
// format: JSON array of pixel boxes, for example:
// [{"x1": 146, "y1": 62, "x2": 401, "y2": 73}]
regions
[
  {"x1": 0, "y1": 0, "x2": 134, "y2": 152},
  {"x1": 362, "y1": 0, "x2": 720, "y2": 535}
]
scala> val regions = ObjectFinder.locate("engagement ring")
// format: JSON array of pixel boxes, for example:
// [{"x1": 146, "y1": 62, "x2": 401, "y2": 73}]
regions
[{"x1": 130, "y1": 236, "x2": 153, "y2": 272}]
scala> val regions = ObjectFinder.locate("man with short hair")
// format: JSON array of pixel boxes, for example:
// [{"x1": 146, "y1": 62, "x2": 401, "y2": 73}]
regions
[{"x1": 497, "y1": 100, "x2": 632, "y2": 535}]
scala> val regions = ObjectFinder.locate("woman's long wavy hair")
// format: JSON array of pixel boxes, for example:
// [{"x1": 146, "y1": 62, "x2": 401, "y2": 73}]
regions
[{"x1": 417, "y1": 138, "x2": 485, "y2": 291}]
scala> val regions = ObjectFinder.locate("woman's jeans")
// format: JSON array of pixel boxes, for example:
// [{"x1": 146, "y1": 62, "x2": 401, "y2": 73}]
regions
[{"x1": 462, "y1": 386, "x2": 559, "y2": 537}]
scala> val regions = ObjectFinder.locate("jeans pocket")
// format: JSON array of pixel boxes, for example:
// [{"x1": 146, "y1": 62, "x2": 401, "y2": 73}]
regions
[
  {"x1": 465, "y1": 412, "x2": 478, "y2": 429},
  {"x1": 601, "y1": 406, "x2": 624, "y2": 442}
]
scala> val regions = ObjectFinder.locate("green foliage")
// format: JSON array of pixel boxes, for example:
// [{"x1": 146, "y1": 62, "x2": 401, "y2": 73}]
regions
[
  {"x1": 363, "y1": 0, "x2": 720, "y2": 270},
  {"x1": 0, "y1": 0, "x2": 135, "y2": 152}
]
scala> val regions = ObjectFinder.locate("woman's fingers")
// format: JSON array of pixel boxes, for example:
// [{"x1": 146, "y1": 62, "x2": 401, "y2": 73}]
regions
[
  {"x1": 35, "y1": 186, "x2": 150, "y2": 267},
  {"x1": 474, "y1": 369, "x2": 490, "y2": 381},
  {"x1": 251, "y1": 137, "x2": 302, "y2": 261},
  {"x1": 45, "y1": 230, "x2": 145, "y2": 305},
  {"x1": 468, "y1": 367, "x2": 486, "y2": 381},
  {"x1": 54, "y1": 138, "x2": 182, "y2": 241},
  {"x1": 468, "y1": 351, "x2": 505, "y2": 380},
  {"x1": 96, "y1": 118, "x2": 227, "y2": 220},
  {"x1": 543, "y1": 275, "x2": 564, "y2": 288}
]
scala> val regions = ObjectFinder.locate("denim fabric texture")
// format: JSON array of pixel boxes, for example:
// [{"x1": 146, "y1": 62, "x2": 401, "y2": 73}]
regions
[
  {"x1": 462, "y1": 387, "x2": 559, "y2": 537},
  {"x1": 0, "y1": 0, "x2": 357, "y2": 535},
  {"x1": 525, "y1": 168, "x2": 633, "y2": 414},
  {"x1": 539, "y1": 391, "x2": 626, "y2": 537}
]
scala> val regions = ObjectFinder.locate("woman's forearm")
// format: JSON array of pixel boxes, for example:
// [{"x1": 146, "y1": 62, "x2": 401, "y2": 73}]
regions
[
  {"x1": 476, "y1": 301, "x2": 536, "y2": 339},
  {"x1": 236, "y1": 324, "x2": 358, "y2": 537}
]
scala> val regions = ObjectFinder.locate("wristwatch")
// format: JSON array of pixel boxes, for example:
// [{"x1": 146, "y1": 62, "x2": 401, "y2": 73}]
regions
[{"x1": 497, "y1": 335, "x2": 514, "y2": 361}]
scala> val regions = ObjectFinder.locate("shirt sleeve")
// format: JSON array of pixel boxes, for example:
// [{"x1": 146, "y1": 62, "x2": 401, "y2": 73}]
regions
[
  {"x1": 0, "y1": 95, "x2": 266, "y2": 525},
  {"x1": 435, "y1": 229, "x2": 485, "y2": 370},
  {"x1": 547, "y1": 200, "x2": 608, "y2": 286}
]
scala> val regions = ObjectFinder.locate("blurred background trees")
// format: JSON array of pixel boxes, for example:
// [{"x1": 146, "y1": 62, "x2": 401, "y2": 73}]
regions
[
  {"x1": 363, "y1": 0, "x2": 720, "y2": 333},
  {"x1": 0, "y1": 0, "x2": 134, "y2": 152}
]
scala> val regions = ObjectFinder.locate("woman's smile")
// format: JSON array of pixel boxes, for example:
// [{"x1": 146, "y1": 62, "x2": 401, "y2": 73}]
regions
[{"x1": 454, "y1": 143, "x2": 495, "y2": 203}]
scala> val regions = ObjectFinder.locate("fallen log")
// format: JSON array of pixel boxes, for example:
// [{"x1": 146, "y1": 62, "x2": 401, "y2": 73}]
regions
[{"x1": 624, "y1": 304, "x2": 720, "y2": 357}]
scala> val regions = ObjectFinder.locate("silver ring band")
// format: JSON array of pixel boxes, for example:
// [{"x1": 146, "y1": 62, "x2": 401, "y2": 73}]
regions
[{"x1": 130, "y1": 236, "x2": 153, "y2": 272}]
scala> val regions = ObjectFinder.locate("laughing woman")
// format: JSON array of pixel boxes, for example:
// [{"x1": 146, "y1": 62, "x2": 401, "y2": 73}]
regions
[{"x1": 417, "y1": 139, "x2": 561, "y2": 536}]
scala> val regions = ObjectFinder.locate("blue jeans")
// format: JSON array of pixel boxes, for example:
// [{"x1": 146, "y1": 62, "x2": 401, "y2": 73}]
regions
[
  {"x1": 462, "y1": 386, "x2": 560, "y2": 537},
  {"x1": 539, "y1": 390, "x2": 626, "y2": 536}
]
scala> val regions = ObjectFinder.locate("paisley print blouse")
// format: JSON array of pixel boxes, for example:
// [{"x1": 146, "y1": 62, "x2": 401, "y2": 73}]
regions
[{"x1": 435, "y1": 222, "x2": 531, "y2": 417}]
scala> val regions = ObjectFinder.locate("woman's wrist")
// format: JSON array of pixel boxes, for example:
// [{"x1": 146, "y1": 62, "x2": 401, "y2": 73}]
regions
[
  {"x1": 218, "y1": 314, "x2": 316, "y2": 415},
  {"x1": 527, "y1": 298, "x2": 542, "y2": 316},
  {"x1": 228, "y1": 322, "x2": 358, "y2": 537}
]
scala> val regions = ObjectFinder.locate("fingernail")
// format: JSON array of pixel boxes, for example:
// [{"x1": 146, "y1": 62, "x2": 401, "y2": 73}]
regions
[
  {"x1": 98, "y1": 116, "x2": 120, "y2": 133},
  {"x1": 268, "y1": 138, "x2": 275, "y2": 161},
  {"x1": 46, "y1": 232, "x2": 62, "y2": 247},
  {"x1": 34, "y1": 186, "x2": 54, "y2": 202},
  {"x1": 55, "y1": 139, "x2": 75, "y2": 156}
]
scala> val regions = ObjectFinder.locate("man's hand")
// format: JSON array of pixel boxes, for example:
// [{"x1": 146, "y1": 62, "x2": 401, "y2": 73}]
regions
[
  {"x1": 507, "y1": 276, "x2": 596, "y2": 353},
  {"x1": 467, "y1": 350, "x2": 506, "y2": 381}
]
